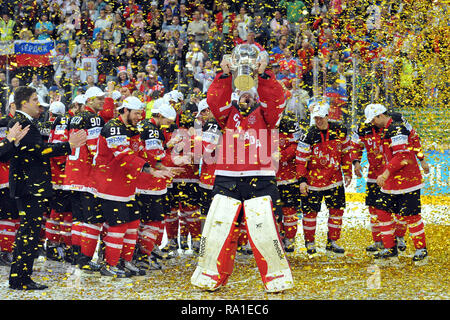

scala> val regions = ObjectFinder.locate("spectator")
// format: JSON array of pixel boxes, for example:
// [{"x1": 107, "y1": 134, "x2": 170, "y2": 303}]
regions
[
  {"x1": 234, "y1": 6, "x2": 252, "y2": 41},
  {"x1": 269, "y1": 10, "x2": 289, "y2": 39},
  {"x1": 35, "y1": 13, "x2": 55, "y2": 40},
  {"x1": 51, "y1": 42, "x2": 74, "y2": 86},
  {"x1": 214, "y1": 1, "x2": 235, "y2": 36},
  {"x1": 0, "y1": 13, "x2": 16, "y2": 41},
  {"x1": 249, "y1": 15, "x2": 270, "y2": 48},
  {"x1": 75, "y1": 44, "x2": 99, "y2": 84},
  {"x1": 194, "y1": 59, "x2": 216, "y2": 93},
  {"x1": 56, "y1": 15, "x2": 76, "y2": 41},
  {"x1": 163, "y1": 0, "x2": 180, "y2": 17},
  {"x1": 78, "y1": 10, "x2": 94, "y2": 37},
  {"x1": 159, "y1": 42, "x2": 180, "y2": 91},
  {"x1": 94, "y1": 8, "x2": 112, "y2": 33},
  {"x1": 187, "y1": 10, "x2": 209, "y2": 46},
  {"x1": 178, "y1": 3, "x2": 190, "y2": 28},
  {"x1": 28, "y1": 75, "x2": 49, "y2": 102},
  {"x1": 270, "y1": 35, "x2": 289, "y2": 61},
  {"x1": 163, "y1": 15, "x2": 186, "y2": 41}
]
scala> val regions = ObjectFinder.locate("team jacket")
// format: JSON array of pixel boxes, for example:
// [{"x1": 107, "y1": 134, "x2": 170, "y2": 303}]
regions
[
  {"x1": 90, "y1": 116, "x2": 147, "y2": 202},
  {"x1": 0, "y1": 114, "x2": 12, "y2": 189},
  {"x1": 135, "y1": 118, "x2": 168, "y2": 195},
  {"x1": 63, "y1": 107, "x2": 105, "y2": 192},
  {"x1": 379, "y1": 117, "x2": 423, "y2": 194},
  {"x1": 351, "y1": 112, "x2": 424, "y2": 183},
  {"x1": 296, "y1": 122, "x2": 352, "y2": 191},
  {"x1": 207, "y1": 71, "x2": 286, "y2": 177},
  {"x1": 197, "y1": 118, "x2": 221, "y2": 190},
  {"x1": 276, "y1": 112, "x2": 308, "y2": 185}
]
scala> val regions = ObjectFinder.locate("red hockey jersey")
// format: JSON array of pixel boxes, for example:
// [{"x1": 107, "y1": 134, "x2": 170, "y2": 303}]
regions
[
  {"x1": 296, "y1": 122, "x2": 352, "y2": 190},
  {"x1": 90, "y1": 116, "x2": 148, "y2": 201},
  {"x1": 63, "y1": 107, "x2": 105, "y2": 192},
  {"x1": 0, "y1": 115, "x2": 12, "y2": 189},
  {"x1": 207, "y1": 71, "x2": 286, "y2": 177},
  {"x1": 276, "y1": 112, "x2": 308, "y2": 185},
  {"x1": 197, "y1": 118, "x2": 221, "y2": 189},
  {"x1": 135, "y1": 117, "x2": 168, "y2": 195},
  {"x1": 379, "y1": 118, "x2": 423, "y2": 194},
  {"x1": 352, "y1": 112, "x2": 424, "y2": 183},
  {"x1": 48, "y1": 113, "x2": 72, "y2": 188}
]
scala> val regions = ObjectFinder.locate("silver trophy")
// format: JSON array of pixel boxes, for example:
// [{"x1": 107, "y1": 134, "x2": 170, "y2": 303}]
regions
[{"x1": 223, "y1": 44, "x2": 269, "y2": 92}]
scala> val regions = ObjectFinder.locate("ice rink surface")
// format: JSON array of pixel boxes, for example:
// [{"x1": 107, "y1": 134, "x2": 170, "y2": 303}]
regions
[{"x1": 1, "y1": 198, "x2": 448, "y2": 301}]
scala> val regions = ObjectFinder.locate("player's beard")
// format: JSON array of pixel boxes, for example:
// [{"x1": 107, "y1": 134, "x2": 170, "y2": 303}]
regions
[{"x1": 238, "y1": 99, "x2": 256, "y2": 116}]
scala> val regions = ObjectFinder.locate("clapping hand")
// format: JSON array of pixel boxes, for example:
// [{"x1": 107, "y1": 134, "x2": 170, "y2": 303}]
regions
[{"x1": 7, "y1": 123, "x2": 30, "y2": 144}]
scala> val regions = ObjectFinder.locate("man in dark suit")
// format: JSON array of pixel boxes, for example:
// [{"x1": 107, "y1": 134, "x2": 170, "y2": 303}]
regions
[{"x1": 7, "y1": 86, "x2": 87, "y2": 290}]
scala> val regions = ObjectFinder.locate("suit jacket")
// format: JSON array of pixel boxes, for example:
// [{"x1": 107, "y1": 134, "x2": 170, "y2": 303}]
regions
[
  {"x1": 8, "y1": 111, "x2": 72, "y2": 199},
  {"x1": 0, "y1": 138, "x2": 15, "y2": 162}
]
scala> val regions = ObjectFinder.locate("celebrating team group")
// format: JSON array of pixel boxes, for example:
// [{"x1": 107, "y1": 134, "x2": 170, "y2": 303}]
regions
[{"x1": 0, "y1": 57, "x2": 429, "y2": 292}]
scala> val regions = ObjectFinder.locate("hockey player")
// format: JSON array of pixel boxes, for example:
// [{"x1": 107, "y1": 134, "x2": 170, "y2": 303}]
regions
[
  {"x1": 62, "y1": 86, "x2": 106, "y2": 271},
  {"x1": 44, "y1": 101, "x2": 74, "y2": 262},
  {"x1": 352, "y1": 106, "x2": 429, "y2": 255},
  {"x1": 43, "y1": 97, "x2": 85, "y2": 263},
  {"x1": 296, "y1": 102, "x2": 353, "y2": 256},
  {"x1": 191, "y1": 56, "x2": 294, "y2": 293},
  {"x1": 91, "y1": 96, "x2": 173, "y2": 277},
  {"x1": 364, "y1": 103, "x2": 429, "y2": 265},
  {"x1": 194, "y1": 99, "x2": 221, "y2": 239},
  {"x1": 276, "y1": 110, "x2": 308, "y2": 252},
  {"x1": 161, "y1": 92, "x2": 201, "y2": 255},
  {"x1": 135, "y1": 100, "x2": 180, "y2": 269}
]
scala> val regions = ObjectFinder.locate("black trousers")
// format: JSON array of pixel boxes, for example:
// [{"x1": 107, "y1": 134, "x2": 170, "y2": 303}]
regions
[
  {"x1": 212, "y1": 175, "x2": 283, "y2": 223},
  {"x1": 9, "y1": 196, "x2": 50, "y2": 287}
]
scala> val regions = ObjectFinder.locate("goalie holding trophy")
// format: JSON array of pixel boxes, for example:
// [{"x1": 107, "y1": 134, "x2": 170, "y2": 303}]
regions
[{"x1": 190, "y1": 44, "x2": 294, "y2": 293}]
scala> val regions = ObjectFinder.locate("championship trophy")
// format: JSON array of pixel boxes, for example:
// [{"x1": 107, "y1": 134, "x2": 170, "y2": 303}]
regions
[{"x1": 223, "y1": 44, "x2": 269, "y2": 92}]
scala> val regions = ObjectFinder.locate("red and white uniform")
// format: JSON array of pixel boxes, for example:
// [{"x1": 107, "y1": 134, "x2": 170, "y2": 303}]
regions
[
  {"x1": 197, "y1": 118, "x2": 221, "y2": 190},
  {"x1": 207, "y1": 71, "x2": 286, "y2": 177},
  {"x1": 296, "y1": 122, "x2": 352, "y2": 190},
  {"x1": 90, "y1": 116, "x2": 147, "y2": 201},
  {"x1": 135, "y1": 118, "x2": 167, "y2": 195},
  {"x1": 380, "y1": 118, "x2": 423, "y2": 194},
  {"x1": 63, "y1": 107, "x2": 105, "y2": 192}
]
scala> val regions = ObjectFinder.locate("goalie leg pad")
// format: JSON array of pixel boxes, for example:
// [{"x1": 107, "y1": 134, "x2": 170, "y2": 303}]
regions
[
  {"x1": 191, "y1": 194, "x2": 242, "y2": 291},
  {"x1": 244, "y1": 196, "x2": 294, "y2": 293}
]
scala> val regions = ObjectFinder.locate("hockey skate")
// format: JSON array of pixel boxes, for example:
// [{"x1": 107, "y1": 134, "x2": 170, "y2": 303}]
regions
[
  {"x1": 412, "y1": 248, "x2": 428, "y2": 266},
  {"x1": 325, "y1": 239, "x2": 345, "y2": 257},
  {"x1": 305, "y1": 241, "x2": 317, "y2": 257},
  {"x1": 161, "y1": 238, "x2": 179, "y2": 258},
  {"x1": 237, "y1": 242, "x2": 253, "y2": 256},
  {"x1": 119, "y1": 258, "x2": 146, "y2": 276},
  {"x1": 396, "y1": 237, "x2": 407, "y2": 253},
  {"x1": 283, "y1": 237, "x2": 296, "y2": 253},
  {"x1": 191, "y1": 240, "x2": 200, "y2": 255},
  {"x1": 46, "y1": 243, "x2": 65, "y2": 262},
  {"x1": 0, "y1": 252, "x2": 12, "y2": 266},
  {"x1": 179, "y1": 235, "x2": 190, "y2": 251},
  {"x1": 366, "y1": 241, "x2": 384, "y2": 255},
  {"x1": 149, "y1": 253, "x2": 163, "y2": 270},
  {"x1": 77, "y1": 253, "x2": 102, "y2": 273},
  {"x1": 373, "y1": 246, "x2": 400, "y2": 266},
  {"x1": 100, "y1": 264, "x2": 128, "y2": 278}
]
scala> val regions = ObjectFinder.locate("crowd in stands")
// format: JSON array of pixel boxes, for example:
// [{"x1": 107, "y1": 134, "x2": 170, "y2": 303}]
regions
[{"x1": 0, "y1": 0, "x2": 448, "y2": 126}]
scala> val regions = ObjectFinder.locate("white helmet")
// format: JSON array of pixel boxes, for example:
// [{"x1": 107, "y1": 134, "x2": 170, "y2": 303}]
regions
[
  {"x1": 118, "y1": 96, "x2": 144, "y2": 110},
  {"x1": 49, "y1": 101, "x2": 66, "y2": 115},
  {"x1": 196, "y1": 99, "x2": 209, "y2": 117},
  {"x1": 364, "y1": 103, "x2": 387, "y2": 124}
]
